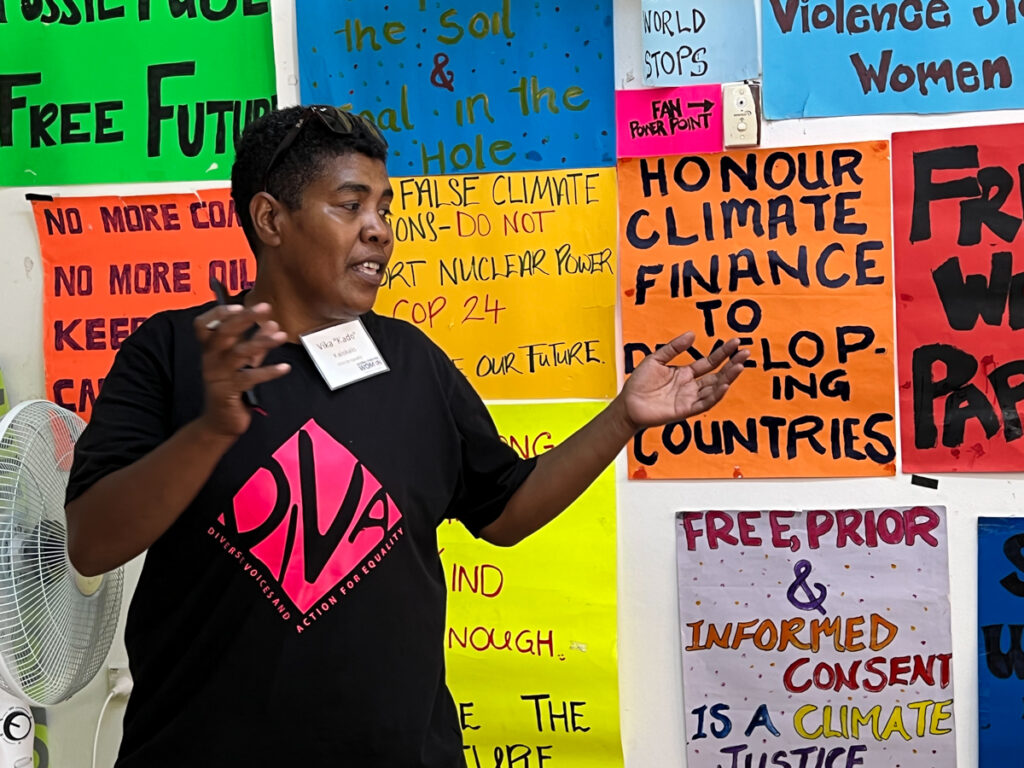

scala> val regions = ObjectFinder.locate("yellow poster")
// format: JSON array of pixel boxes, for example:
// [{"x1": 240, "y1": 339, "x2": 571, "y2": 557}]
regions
[
  {"x1": 380, "y1": 169, "x2": 618, "y2": 400},
  {"x1": 440, "y1": 402, "x2": 621, "y2": 767}
]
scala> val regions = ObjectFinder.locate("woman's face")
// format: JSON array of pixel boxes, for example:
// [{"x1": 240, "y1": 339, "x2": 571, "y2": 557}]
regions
[{"x1": 275, "y1": 152, "x2": 395, "y2": 322}]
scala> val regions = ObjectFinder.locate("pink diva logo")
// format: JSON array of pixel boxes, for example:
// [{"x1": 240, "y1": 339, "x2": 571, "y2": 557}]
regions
[{"x1": 218, "y1": 419, "x2": 403, "y2": 614}]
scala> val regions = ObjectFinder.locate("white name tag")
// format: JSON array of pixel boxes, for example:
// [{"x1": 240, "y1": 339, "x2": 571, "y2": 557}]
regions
[{"x1": 300, "y1": 319, "x2": 389, "y2": 390}]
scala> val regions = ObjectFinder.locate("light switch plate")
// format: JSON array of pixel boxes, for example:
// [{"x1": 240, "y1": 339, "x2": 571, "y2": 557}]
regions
[{"x1": 722, "y1": 81, "x2": 762, "y2": 148}]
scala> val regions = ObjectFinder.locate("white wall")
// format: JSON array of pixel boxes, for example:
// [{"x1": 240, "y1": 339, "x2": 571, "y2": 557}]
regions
[{"x1": 1, "y1": 1, "x2": 1022, "y2": 766}]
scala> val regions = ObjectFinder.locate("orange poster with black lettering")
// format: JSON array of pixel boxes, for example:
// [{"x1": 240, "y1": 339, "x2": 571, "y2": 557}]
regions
[
  {"x1": 32, "y1": 191, "x2": 255, "y2": 418},
  {"x1": 618, "y1": 141, "x2": 896, "y2": 479}
]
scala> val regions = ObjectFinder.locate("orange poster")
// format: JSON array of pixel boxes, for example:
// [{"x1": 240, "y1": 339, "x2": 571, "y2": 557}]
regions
[
  {"x1": 618, "y1": 141, "x2": 897, "y2": 478},
  {"x1": 32, "y1": 191, "x2": 255, "y2": 418}
]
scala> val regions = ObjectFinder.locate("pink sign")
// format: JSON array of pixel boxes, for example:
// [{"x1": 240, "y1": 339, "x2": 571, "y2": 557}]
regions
[{"x1": 615, "y1": 85, "x2": 723, "y2": 157}]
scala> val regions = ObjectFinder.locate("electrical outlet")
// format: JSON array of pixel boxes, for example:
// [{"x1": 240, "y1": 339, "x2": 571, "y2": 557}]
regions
[
  {"x1": 107, "y1": 666, "x2": 133, "y2": 696},
  {"x1": 722, "y1": 81, "x2": 761, "y2": 148}
]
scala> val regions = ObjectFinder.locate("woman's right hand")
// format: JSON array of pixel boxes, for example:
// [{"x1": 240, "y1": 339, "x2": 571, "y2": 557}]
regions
[{"x1": 193, "y1": 302, "x2": 291, "y2": 438}]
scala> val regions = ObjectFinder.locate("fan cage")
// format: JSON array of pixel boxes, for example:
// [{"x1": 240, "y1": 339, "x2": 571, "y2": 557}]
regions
[{"x1": 0, "y1": 400, "x2": 123, "y2": 706}]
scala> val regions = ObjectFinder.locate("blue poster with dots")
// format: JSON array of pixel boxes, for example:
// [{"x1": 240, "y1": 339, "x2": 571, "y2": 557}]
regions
[{"x1": 296, "y1": 0, "x2": 615, "y2": 176}]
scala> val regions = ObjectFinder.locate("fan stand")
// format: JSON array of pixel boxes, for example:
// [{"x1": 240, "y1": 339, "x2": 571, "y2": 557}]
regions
[{"x1": 0, "y1": 687, "x2": 34, "y2": 767}]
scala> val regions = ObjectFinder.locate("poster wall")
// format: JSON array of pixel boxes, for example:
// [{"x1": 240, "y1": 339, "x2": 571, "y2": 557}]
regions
[
  {"x1": 640, "y1": 0, "x2": 758, "y2": 86},
  {"x1": 978, "y1": 517, "x2": 1024, "y2": 765},
  {"x1": 1, "y1": 2, "x2": 276, "y2": 185},
  {"x1": 762, "y1": 0, "x2": 1024, "y2": 118},
  {"x1": 618, "y1": 141, "x2": 897, "y2": 479},
  {"x1": 677, "y1": 506, "x2": 955, "y2": 768},
  {"x1": 892, "y1": 122, "x2": 1024, "y2": 473},
  {"x1": 441, "y1": 402, "x2": 622, "y2": 767},
  {"x1": 295, "y1": 0, "x2": 616, "y2": 176}
]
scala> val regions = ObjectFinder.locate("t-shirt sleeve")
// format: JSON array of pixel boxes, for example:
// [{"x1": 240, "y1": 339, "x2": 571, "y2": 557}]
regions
[
  {"x1": 444, "y1": 364, "x2": 536, "y2": 537},
  {"x1": 65, "y1": 316, "x2": 174, "y2": 506}
]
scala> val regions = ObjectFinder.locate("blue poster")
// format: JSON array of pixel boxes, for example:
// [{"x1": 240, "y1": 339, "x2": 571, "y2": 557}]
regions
[
  {"x1": 296, "y1": 0, "x2": 615, "y2": 175},
  {"x1": 762, "y1": 0, "x2": 1024, "y2": 118},
  {"x1": 641, "y1": 0, "x2": 759, "y2": 86},
  {"x1": 978, "y1": 517, "x2": 1024, "y2": 764}
]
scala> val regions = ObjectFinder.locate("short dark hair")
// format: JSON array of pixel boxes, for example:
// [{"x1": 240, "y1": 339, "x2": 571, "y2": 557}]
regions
[{"x1": 230, "y1": 106, "x2": 389, "y2": 254}]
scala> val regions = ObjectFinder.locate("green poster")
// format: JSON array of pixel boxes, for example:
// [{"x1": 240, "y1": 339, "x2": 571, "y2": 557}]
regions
[{"x1": 0, "y1": 0, "x2": 276, "y2": 185}]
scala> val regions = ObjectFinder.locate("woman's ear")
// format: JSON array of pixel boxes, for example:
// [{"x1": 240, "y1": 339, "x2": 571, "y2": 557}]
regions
[{"x1": 250, "y1": 191, "x2": 285, "y2": 249}]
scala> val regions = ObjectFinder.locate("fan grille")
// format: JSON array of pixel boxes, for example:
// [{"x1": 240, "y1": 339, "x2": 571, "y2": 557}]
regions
[{"x1": 0, "y1": 401, "x2": 123, "y2": 706}]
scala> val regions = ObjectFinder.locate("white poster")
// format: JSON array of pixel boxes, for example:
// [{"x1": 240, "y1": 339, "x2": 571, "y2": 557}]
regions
[{"x1": 676, "y1": 506, "x2": 955, "y2": 767}]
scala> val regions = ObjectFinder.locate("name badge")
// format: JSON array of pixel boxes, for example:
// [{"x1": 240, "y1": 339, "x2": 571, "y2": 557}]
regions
[{"x1": 300, "y1": 319, "x2": 389, "y2": 390}]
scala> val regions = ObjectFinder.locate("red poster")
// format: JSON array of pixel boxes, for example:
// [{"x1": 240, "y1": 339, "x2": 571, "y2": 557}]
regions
[{"x1": 893, "y1": 123, "x2": 1024, "y2": 472}]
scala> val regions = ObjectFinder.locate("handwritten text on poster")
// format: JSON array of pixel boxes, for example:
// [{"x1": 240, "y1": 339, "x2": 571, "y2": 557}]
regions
[
  {"x1": 1, "y1": 3, "x2": 276, "y2": 185},
  {"x1": 677, "y1": 506, "x2": 955, "y2": 768},
  {"x1": 33, "y1": 192, "x2": 256, "y2": 417},
  {"x1": 641, "y1": 0, "x2": 758, "y2": 86},
  {"x1": 618, "y1": 142, "x2": 897, "y2": 478},
  {"x1": 762, "y1": 0, "x2": 1024, "y2": 117},
  {"x1": 296, "y1": 0, "x2": 615, "y2": 175},
  {"x1": 381, "y1": 168, "x2": 617, "y2": 399},
  {"x1": 616, "y1": 85, "x2": 723, "y2": 158},
  {"x1": 442, "y1": 402, "x2": 622, "y2": 768},
  {"x1": 978, "y1": 517, "x2": 1024, "y2": 765},
  {"x1": 892, "y1": 122, "x2": 1024, "y2": 472}
]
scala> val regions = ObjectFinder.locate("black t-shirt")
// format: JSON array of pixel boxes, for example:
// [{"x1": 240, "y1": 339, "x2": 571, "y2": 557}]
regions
[{"x1": 67, "y1": 304, "x2": 536, "y2": 767}]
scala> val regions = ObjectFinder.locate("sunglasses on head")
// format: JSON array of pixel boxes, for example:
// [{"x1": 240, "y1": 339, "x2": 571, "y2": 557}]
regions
[{"x1": 261, "y1": 105, "x2": 388, "y2": 193}]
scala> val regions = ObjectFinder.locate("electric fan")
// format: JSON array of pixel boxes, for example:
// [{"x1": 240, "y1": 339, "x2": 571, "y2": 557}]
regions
[{"x1": 0, "y1": 400, "x2": 124, "y2": 765}]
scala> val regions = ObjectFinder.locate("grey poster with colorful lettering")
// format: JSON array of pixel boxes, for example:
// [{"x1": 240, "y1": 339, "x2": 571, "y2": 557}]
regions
[
  {"x1": 1, "y1": 0, "x2": 276, "y2": 184},
  {"x1": 676, "y1": 507, "x2": 955, "y2": 767}
]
